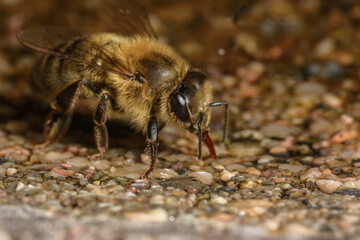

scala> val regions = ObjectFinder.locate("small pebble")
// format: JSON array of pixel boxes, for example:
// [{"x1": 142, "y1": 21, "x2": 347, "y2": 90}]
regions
[
  {"x1": 322, "y1": 93, "x2": 342, "y2": 108},
  {"x1": 316, "y1": 179, "x2": 343, "y2": 194},
  {"x1": 171, "y1": 161, "x2": 184, "y2": 171},
  {"x1": 225, "y1": 163, "x2": 245, "y2": 171},
  {"x1": 269, "y1": 146, "x2": 287, "y2": 154},
  {"x1": 210, "y1": 195, "x2": 228, "y2": 205},
  {"x1": 240, "y1": 180, "x2": 256, "y2": 189},
  {"x1": 79, "y1": 178, "x2": 89, "y2": 186},
  {"x1": 66, "y1": 146, "x2": 79, "y2": 155},
  {"x1": 220, "y1": 170, "x2": 237, "y2": 181},
  {"x1": 342, "y1": 180, "x2": 360, "y2": 189},
  {"x1": 262, "y1": 169, "x2": 281, "y2": 178},
  {"x1": 150, "y1": 168, "x2": 178, "y2": 179},
  {"x1": 6, "y1": 167, "x2": 17, "y2": 176},
  {"x1": 15, "y1": 182, "x2": 25, "y2": 192},
  {"x1": 131, "y1": 179, "x2": 150, "y2": 189},
  {"x1": 66, "y1": 157, "x2": 89, "y2": 168},
  {"x1": 140, "y1": 153, "x2": 151, "y2": 164},
  {"x1": 314, "y1": 38, "x2": 335, "y2": 57},
  {"x1": 43, "y1": 151, "x2": 73, "y2": 163},
  {"x1": 150, "y1": 195, "x2": 165, "y2": 205},
  {"x1": 302, "y1": 168, "x2": 322, "y2": 179},
  {"x1": 165, "y1": 196, "x2": 178, "y2": 206},
  {"x1": 261, "y1": 124, "x2": 301, "y2": 139},
  {"x1": 278, "y1": 164, "x2": 306, "y2": 173},
  {"x1": 212, "y1": 163, "x2": 225, "y2": 170},
  {"x1": 188, "y1": 171, "x2": 213, "y2": 185},
  {"x1": 108, "y1": 164, "x2": 148, "y2": 179},
  {"x1": 123, "y1": 208, "x2": 168, "y2": 222},
  {"x1": 321, "y1": 168, "x2": 332, "y2": 177},
  {"x1": 340, "y1": 114, "x2": 354, "y2": 125},
  {"x1": 330, "y1": 130, "x2": 357, "y2": 143},
  {"x1": 50, "y1": 168, "x2": 74, "y2": 177},
  {"x1": 0, "y1": 146, "x2": 30, "y2": 162},
  {"x1": 229, "y1": 142, "x2": 263, "y2": 157},
  {"x1": 189, "y1": 165, "x2": 201, "y2": 171},
  {"x1": 245, "y1": 167, "x2": 261, "y2": 176},
  {"x1": 73, "y1": 173, "x2": 84, "y2": 179},
  {"x1": 258, "y1": 155, "x2": 275, "y2": 164},
  {"x1": 91, "y1": 160, "x2": 110, "y2": 170},
  {"x1": 187, "y1": 188, "x2": 198, "y2": 194},
  {"x1": 172, "y1": 189, "x2": 187, "y2": 197}
]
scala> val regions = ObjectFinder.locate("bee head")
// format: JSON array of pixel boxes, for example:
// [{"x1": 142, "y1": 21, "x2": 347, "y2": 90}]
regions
[{"x1": 169, "y1": 68, "x2": 212, "y2": 132}]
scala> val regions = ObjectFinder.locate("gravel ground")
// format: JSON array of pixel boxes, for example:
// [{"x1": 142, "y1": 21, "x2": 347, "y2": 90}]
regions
[{"x1": 1, "y1": 0, "x2": 360, "y2": 239}]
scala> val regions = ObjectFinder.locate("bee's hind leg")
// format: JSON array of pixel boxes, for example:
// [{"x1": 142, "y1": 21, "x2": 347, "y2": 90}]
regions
[
  {"x1": 36, "y1": 81, "x2": 81, "y2": 149},
  {"x1": 88, "y1": 93, "x2": 110, "y2": 160}
]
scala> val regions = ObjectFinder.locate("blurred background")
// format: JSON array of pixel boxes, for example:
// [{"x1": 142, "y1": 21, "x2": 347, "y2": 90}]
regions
[{"x1": 1, "y1": 0, "x2": 360, "y2": 141}]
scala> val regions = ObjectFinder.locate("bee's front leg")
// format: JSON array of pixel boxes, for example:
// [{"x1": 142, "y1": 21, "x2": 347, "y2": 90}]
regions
[
  {"x1": 144, "y1": 116, "x2": 158, "y2": 178},
  {"x1": 89, "y1": 93, "x2": 110, "y2": 160}
]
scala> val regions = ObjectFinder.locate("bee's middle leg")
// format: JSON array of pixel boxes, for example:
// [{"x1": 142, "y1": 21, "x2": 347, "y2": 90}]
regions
[
  {"x1": 38, "y1": 81, "x2": 81, "y2": 148},
  {"x1": 89, "y1": 93, "x2": 110, "y2": 159}
]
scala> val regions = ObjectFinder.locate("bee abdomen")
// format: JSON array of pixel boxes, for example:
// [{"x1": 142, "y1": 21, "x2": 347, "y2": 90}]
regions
[{"x1": 31, "y1": 39, "x2": 86, "y2": 96}]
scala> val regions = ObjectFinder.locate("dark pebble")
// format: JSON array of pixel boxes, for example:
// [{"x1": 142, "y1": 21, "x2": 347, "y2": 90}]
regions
[
  {"x1": 0, "y1": 157, "x2": 15, "y2": 164},
  {"x1": 335, "y1": 189, "x2": 360, "y2": 197},
  {"x1": 93, "y1": 171, "x2": 105, "y2": 180},
  {"x1": 217, "y1": 186, "x2": 237, "y2": 192},
  {"x1": 114, "y1": 177, "x2": 131, "y2": 185},
  {"x1": 176, "y1": 169, "x2": 188, "y2": 175},
  {"x1": 305, "y1": 61, "x2": 343, "y2": 79}
]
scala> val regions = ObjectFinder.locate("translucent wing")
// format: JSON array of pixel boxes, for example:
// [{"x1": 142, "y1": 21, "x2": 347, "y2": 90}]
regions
[
  {"x1": 97, "y1": 0, "x2": 157, "y2": 38},
  {"x1": 17, "y1": 26, "x2": 134, "y2": 79}
]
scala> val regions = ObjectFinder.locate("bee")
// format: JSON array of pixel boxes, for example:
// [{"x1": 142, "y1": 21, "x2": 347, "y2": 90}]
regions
[{"x1": 17, "y1": 1, "x2": 228, "y2": 177}]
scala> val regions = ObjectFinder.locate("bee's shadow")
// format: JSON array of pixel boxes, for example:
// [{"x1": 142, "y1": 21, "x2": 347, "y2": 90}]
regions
[
  {"x1": 68, "y1": 114, "x2": 147, "y2": 151},
  {"x1": 0, "y1": 97, "x2": 146, "y2": 151}
]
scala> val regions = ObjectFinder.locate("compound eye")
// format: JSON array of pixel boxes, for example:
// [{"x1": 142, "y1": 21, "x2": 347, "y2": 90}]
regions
[{"x1": 170, "y1": 85, "x2": 191, "y2": 124}]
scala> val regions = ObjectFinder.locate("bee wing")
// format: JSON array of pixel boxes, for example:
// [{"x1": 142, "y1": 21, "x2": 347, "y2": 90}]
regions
[
  {"x1": 17, "y1": 26, "x2": 134, "y2": 79},
  {"x1": 99, "y1": 0, "x2": 157, "y2": 38}
]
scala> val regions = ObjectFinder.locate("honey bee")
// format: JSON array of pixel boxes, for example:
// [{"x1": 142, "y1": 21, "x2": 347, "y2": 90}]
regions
[{"x1": 17, "y1": 2, "x2": 228, "y2": 177}]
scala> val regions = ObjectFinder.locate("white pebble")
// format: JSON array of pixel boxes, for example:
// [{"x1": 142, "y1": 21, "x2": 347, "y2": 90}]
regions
[
  {"x1": 258, "y1": 155, "x2": 275, "y2": 164},
  {"x1": 15, "y1": 182, "x2": 25, "y2": 191},
  {"x1": 6, "y1": 168, "x2": 17, "y2": 176},
  {"x1": 316, "y1": 179, "x2": 342, "y2": 194},
  {"x1": 322, "y1": 93, "x2": 342, "y2": 108},
  {"x1": 210, "y1": 195, "x2": 228, "y2": 205},
  {"x1": 188, "y1": 171, "x2": 213, "y2": 185},
  {"x1": 220, "y1": 170, "x2": 237, "y2": 182},
  {"x1": 314, "y1": 38, "x2": 335, "y2": 57},
  {"x1": 124, "y1": 208, "x2": 168, "y2": 222},
  {"x1": 343, "y1": 180, "x2": 360, "y2": 189},
  {"x1": 151, "y1": 168, "x2": 178, "y2": 179}
]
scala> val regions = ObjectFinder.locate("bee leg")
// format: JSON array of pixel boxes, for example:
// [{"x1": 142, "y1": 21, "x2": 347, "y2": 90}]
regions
[
  {"x1": 89, "y1": 93, "x2": 110, "y2": 160},
  {"x1": 144, "y1": 116, "x2": 158, "y2": 178},
  {"x1": 38, "y1": 81, "x2": 80, "y2": 148}
]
